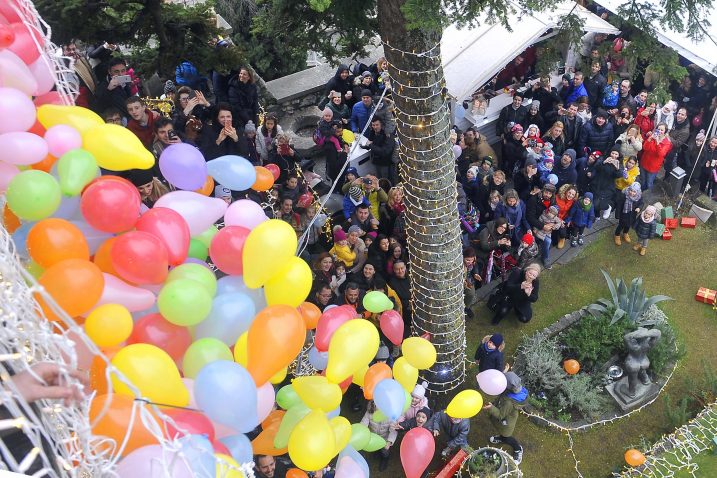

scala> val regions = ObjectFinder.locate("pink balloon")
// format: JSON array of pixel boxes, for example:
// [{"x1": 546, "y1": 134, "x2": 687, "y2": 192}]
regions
[
  {"x1": 0, "y1": 3, "x2": 22, "y2": 24},
  {"x1": 0, "y1": 131, "x2": 47, "y2": 165},
  {"x1": 400, "y1": 427, "x2": 435, "y2": 478},
  {"x1": 116, "y1": 445, "x2": 194, "y2": 478},
  {"x1": 0, "y1": 50, "x2": 38, "y2": 96},
  {"x1": 256, "y1": 381, "x2": 276, "y2": 424},
  {"x1": 336, "y1": 456, "x2": 367, "y2": 478},
  {"x1": 27, "y1": 55, "x2": 55, "y2": 96},
  {"x1": 208, "y1": 226, "x2": 250, "y2": 275},
  {"x1": 314, "y1": 305, "x2": 358, "y2": 352},
  {"x1": 44, "y1": 125, "x2": 82, "y2": 158},
  {"x1": 0, "y1": 160, "x2": 19, "y2": 192},
  {"x1": 33, "y1": 91, "x2": 63, "y2": 106},
  {"x1": 379, "y1": 310, "x2": 404, "y2": 345},
  {"x1": 136, "y1": 207, "x2": 190, "y2": 266},
  {"x1": 0, "y1": 86, "x2": 35, "y2": 133},
  {"x1": 154, "y1": 191, "x2": 228, "y2": 236},
  {"x1": 7, "y1": 22, "x2": 43, "y2": 65},
  {"x1": 476, "y1": 369, "x2": 508, "y2": 396},
  {"x1": 223, "y1": 199, "x2": 268, "y2": 230},
  {"x1": 96, "y1": 273, "x2": 156, "y2": 312}
]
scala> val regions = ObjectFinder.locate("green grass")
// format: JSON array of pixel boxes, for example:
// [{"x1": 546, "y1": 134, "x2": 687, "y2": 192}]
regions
[{"x1": 673, "y1": 450, "x2": 717, "y2": 477}]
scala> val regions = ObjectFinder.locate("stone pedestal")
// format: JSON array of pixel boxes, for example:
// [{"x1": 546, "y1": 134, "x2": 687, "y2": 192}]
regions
[{"x1": 606, "y1": 376, "x2": 660, "y2": 412}]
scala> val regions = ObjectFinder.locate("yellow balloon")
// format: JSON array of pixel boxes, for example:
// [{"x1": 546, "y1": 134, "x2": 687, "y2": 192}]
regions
[
  {"x1": 37, "y1": 104, "x2": 103, "y2": 133},
  {"x1": 446, "y1": 389, "x2": 483, "y2": 419},
  {"x1": 288, "y1": 410, "x2": 336, "y2": 471},
  {"x1": 242, "y1": 220, "x2": 298, "y2": 289},
  {"x1": 392, "y1": 356, "x2": 419, "y2": 392},
  {"x1": 85, "y1": 303, "x2": 133, "y2": 348},
  {"x1": 402, "y1": 337, "x2": 437, "y2": 370},
  {"x1": 111, "y1": 343, "x2": 189, "y2": 407},
  {"x1": 293, "y1": 375, "x2": 342, "y2": 411},
  {"x1": 330, "y1": 416, "x2": 352, "y2": 453},
  {"x1": 233, "y1": 332, "x2": 248, "y2": 366},
  {"x1": 270, "y1": 367, "x2": 288, "y2": 384},
  {"x1": 264, "y1": 257, "x2": 312, "y2": 307},
  {"x1": 326, "y1": 319, "x2": 379, "y2": 384},
  {"x1": 215, "y1": 453, "x2": 244, "y2": 478},
  {"x1": 351, "y1": 364, "x2": 369, "y2": 387},
  {"x1": 83, "y1": 124, "x2": 155, "y2": 171}
]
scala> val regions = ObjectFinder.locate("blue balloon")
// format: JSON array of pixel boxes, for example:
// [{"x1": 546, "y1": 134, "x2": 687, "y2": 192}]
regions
[
  {"x1": 327, "y1": 405, "x2": 341, "y2": 419},
  {"x1": 219, "y1": 434, "x2": 254, "y2": 464},
  {"x1": 308, "y1": 346, "x2": 329, "y2": 370},
  {"x1": 69, "y1": 220, "x2": 113, "y2": 254},
  {"x1": 373, "y1": 379, "x2": 405, "y2": 421},
  {"x1": 11, "y1": 221, "x2": 34, "y2": 260},
  {"x1": 195, "y1": 361, "x2": 258, "y2": 433},
  {"x1": 216, "y1": 275, "x2": 267, "y2": 311},
  {"x1": 207, "y1": 155, "x2": 256, "y2": 191},
  {"x1": 159, "y1": 144, "x2": 208, "y2": 190},
  {"x1": 178, "y1": 434, "x2": 215, "y2": 478},
  {"x1": 192, "y1": 292, "x2": 256, "y2": 346},
  {"x1": 52, "y1": 194, "x2": 81, "y2": 220},
  {"x1": 337, "y1": 445, "x2": 369, "y2": 478}
]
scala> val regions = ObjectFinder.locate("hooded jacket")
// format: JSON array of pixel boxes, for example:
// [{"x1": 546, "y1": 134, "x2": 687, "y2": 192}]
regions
[
  {"x1": 496, "y1": 200, "x2": 530, "y2": 238},
  {"x1": 566, "y1": 192, "x2": 595, "y2": 228},
  {"x1": 426, "y1": 411, "x2": 470, "y2": 448},
  {"x1": 578, "y1": 116, "x2": 615, "y2": 155},
  {"x1": 616, "y1": 131, "x2": 643, "y2": 158},
  {"x1": 641, "y1": 135, "x2": 673, "y2": 173},
  {"x1": 615, "y1": 159, "x2": 640, "y2": 191},
  {"x1": 476, "y1": 220, "x2": 511, "y2": 261},
  {"x1": 227, "y1": 75, "x2": 259, "y2": 126},
  {"x1": 554, "y1": 149, "x2": 578, "y2": 187},
  {"x1": 324, "y1": 64, "x2": 353, "y2": 97},
  {"x1": 575, "y1": 155, "x2": 598, "y2": 194},
  {"x1": 488, "y1": 387, "x2": 528, "y2": 437},
  {"x1": 589, "y1": 158, "x2": 623, "y2": 198}
]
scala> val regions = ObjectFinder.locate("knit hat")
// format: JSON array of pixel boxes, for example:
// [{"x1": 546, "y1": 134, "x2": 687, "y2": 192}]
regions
[
  {"x1": 562, "y1": 73, "x2": 572, "y2": 82},
  {"x1": 490, "y1": 333, "x2": 504, "y2": 347},
  {"x1": 521, "y1": 233, "x2": 534, "y2": 246},
  {"x1": 361, "y1": 70, "x2": 372, "y2": 78},
  {"x1": 345, "y1": 167, "x2": 359, "y2": 178},
  {"x1": 244, "y1": 120, "x2": 256, "y2": 134},
  {"x1": 411, "y1": 381, "x2": 428, "y2": 398},
  {"x1": 529, "y1": 100, "x2": 540, "y2": 110},
  {"x1": 504, "y1": 371, "x2": 522, "y2": 393},
  {"x1": 696, "y1": 129, "x2": 706, "y2": 143},
  {"x1": 542, "y1": 150, "x2": 555, "y2": 163},
  {"x1": 590, "y1": 150, "x2": 603, "y2": 159},
  {"x1": 641, "y1": 205, "x2": 657, "y2": 222},
  {"x1": 511, "y1": 123, "x2": 524, "y2": 133},
  {"x1": 543, "y1": 142, "x2": 553, "y2": 151},
  {"x1": 525, "y1": 157, "x2": 538, "y2": 168},
  {"x1": 548, "y1": 205, "x2": 559, "y2": 215},
  {"x1": 482, "y1": 156, "x2": 493, "y2": 166},
  {"x1": 595, "y1": 109, "x2": 609, "y2": 119},
  {"x1": 125, "y1": 168, "x2": 154, "y2": 187},
  {"x1": 334, "y1": 229, "x2": 347, "y2": 242},
  {"x1": 164, "y1": 80, "x2": 176, "y2": 95},
  {"x1": 376, "y1": 345, "x2": 390, "y2": 360},
  {"x1": 361, "y1": 89, "x2": 373, "y2": 98},
  {"x1": 416, "y1": 407, "x2": 432, "y2": 418},
  {"x1": 543, "y1": 183, "x2": 557, "y2": 193},
  {"x1": 563, "y1": 148, "x2": 577, "y2": 161},
  {"x1": 322, "y1": 107, "x2": 334, "y2": 119},
  {"x1": 367, "y1": 231, "x2": 378, "y2": 239},
  {"x1": 349, "y1": 185, "x2": 363, "y2": 205},
  {"x1": 348, "y1": 225, "x2": 363, "y2": 235},
  {"x1": 468, "y1": 166, "x2": 479, "y2": 178},
  {"x1": 214, "y1": 185, "x2": 232, "y2": 199}
]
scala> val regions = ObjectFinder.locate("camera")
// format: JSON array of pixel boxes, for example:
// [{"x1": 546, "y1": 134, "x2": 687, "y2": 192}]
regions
[
  {"x1": 168, "y1": 129, "x2": 177, "y2": 140},
  {"x1": 363, "y1": 178, "x2": 372, "y2": 185},
  {"x1": 621, "y1": 112, "x2": 628, "y2": 118}
]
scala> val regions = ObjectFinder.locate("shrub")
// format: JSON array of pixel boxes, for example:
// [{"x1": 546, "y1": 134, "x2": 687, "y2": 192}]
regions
[
  {"x1": 641, "y1": 306, "x2": 681, "y2": 376},
  {"x1": 561, "y1": 313, "x2": 638, "y2": 370},
  {"x1": 514, "y1": 333, "x2": 564, "y2": 392},
  {"x1": 555, "y1": 373, "x2": 608, "y2": 419}
]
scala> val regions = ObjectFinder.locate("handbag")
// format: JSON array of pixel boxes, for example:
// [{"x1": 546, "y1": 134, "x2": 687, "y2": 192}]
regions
[{"x1": 487, "y1": 282, "x2": 510, "y2": 312}]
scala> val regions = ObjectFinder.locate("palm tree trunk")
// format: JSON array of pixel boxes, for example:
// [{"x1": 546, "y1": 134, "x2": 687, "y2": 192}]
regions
[{"x1": 377, "y1": 0, "x2": 465, "y2": 393}]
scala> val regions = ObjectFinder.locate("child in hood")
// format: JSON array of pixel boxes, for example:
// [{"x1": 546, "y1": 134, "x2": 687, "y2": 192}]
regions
[
  {"x1": 601, "y1": 81, "x2": 619, "y2": 109},
  {"x1": 474, "y1": 333, "x2": 507, "y2": 373},
  {"x1": 316, "y1": 108, "x2": 342, "y2": 152},
  {"x1": 343, "y1": 185, "x2": 369, "y2": 221},
  {"x1": 614, "y1": 182, "x2": 643, "y2": 246},
  {"x1": 517, "y1": 233, "x2": 540, "y2": 268},
  {"x1": 567, "y1": 192, "x2": 595, "y2": 247},
  {"x1": 522, "y1": 124, "x2": 541, "y2": 145},
  {"x1": 537, "y1": 155, "x2": 555, "y2": 184},
  {"x1": 633, "y1": 205, "x2": 657, "y2": 256}
]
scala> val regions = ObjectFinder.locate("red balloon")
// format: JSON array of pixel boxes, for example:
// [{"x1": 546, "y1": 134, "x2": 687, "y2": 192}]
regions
[
  {"x1": 208, "y1": 226, "x2": 250, "y2": 275},
  {"x1": 127, "y1": 313, "x2": 192, "y2": 362},
  {"x1": 264, "y1": 163, "x2": 280, "y2": 181},
  {"x1": 212, "y1": 439, "x2": 230, "y2": 455},
  {"x1": 401, "y1": 427, "x2": 435, "y2": 478},
  {"x1": 81, "y1": 176, "x2": 141, "y2": 233},
  {"x1": 135, "y1": 207, "x2": 190, "y2": 266},
  {"x1": 7, "y1": 22, "x2": 44, "y2": 64},
  {"x1": 164, "y1": 409, "x2": 215, "y2": 442},
  {"x1": 111, "y1": 231, "x2": 169, "y2": 284},
  {"x1": 0, "y1": 25, "x2": 15, "y2": 49},
  {"x1": 33, "y1": 91, "x2": 64, "y2": 107},
  {"x1": 314, "y1": 305, "x2": 358, "y2": 352},
  {"x1": 379, "y1": 310, "x2": 405, "y2": 345}
]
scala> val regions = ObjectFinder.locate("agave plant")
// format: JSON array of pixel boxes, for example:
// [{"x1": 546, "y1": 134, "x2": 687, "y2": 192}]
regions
[{"x1": 587, "y1": 270, "x2": 672, "y2": 326}]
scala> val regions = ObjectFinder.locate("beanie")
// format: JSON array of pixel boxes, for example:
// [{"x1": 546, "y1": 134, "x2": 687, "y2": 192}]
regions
[
  {"x1": 361, "y1": 89, "x2": 373, "y2": 98},
  {"x1": 468, "y1": 166, "x2": 479, "y2": 178},
  {"x1": 564, "y1": 148, "x2": 576, "y2": 161},
  {"x1": 244, "y1": 120, "x2": 257, "y2": 134},
  {"x1": 525, "y1": 157, "x2": 538, "y2": 168},
  {"x1": 548, "y1": 205, "x2": 559, "y2": 215},
  {"x1": 521, "y1": 233, "x2": 534, "y2": 246},
  {"x1": 376, "y1": 345, "x2": 390, "y2": 360},
  {"x1": 505, "y1": 371, "x2": 522, "y2": 393},
  {"x1": 411, "y1": 381, "x2": 428, "y2": 399},
  {"x1": 348, "y1": 225, "x2": 363, "y2": 235},
  {"x1": 490, "y1": 333, "x2": 504, "y2": 347},
  {"x1": 334, "y1": 229, "x2": 347, "y2": 242},
  {"x1": 164, "y1": 80, "x2": 176, "y2": 95},
  {"x1": 125, "y1": 168, "x2": 154, "y2": 187},
  {"x1": 349, "y1": 185, "x2": 363, "y2": 204},
  {"x1": 543, "y1": 183, "x2": 557, "y2": 193}
]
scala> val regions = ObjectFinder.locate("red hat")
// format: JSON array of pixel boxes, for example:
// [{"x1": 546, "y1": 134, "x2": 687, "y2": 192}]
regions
[{"x1": 521, "y1": 233, "x2": 534, "y2": 245}]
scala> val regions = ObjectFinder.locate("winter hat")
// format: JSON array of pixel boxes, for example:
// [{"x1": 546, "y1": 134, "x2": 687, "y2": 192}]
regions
[
  {"x1": 361, "y1": 70, "x2": 372, "y2": 78},
  {"x1": 525, "y1": 157, "x2": 538, "y2": 168},
  {"x1": 411, "y1": 381, "x2": 428, "y2": 398},
  {"x1": 543, "y1": 142, "x2": 553, "y2": 152},
  {"x1": 696, "y1": 130, "x2": 706, "y2": 143},
  {"x1": 468, "y1": 166, "x2": 479, "y2": 178},
  {"x1": 663, "y1": 100, "x2": 677, "y2": 113},
  {"x1": 511, "y1": 123, "x2": 524, "y2": 133},
  {"x1": 524, "y1": 124, "x2": 540, "y2": 137},
  {"x1": 214, "y1": 185, "x2": 231, "y2": 199},
  {"x1": 125, "y1": 168, "x2": 154, "y2": 187},
  {"x1": 548, "y1": 205, "x2": 559, "y2": 215},
  {"x1": 348, "y1": 225, "x2": 363, "y2": 235},
  {"x1": 416, "y1": 407, "x2": 432, "y2": 419},
  {"x1": 543, "y1": 183, "x2": 557, "y2": 193},
  {"x1": 482, "y1": 156, "x2": 494, "y2": 166},
  {"x1": 244, "y1": 120, "x2": 256, "y2": 134},
  {"x1": 595, "y1": 109, "x2": 609, "y2": 120},
  {"x1": 504, "y1": 371, "x2": 522, "y2": 393},
  {"x1": 349, "y1": 185, "x2": 363, "y2": 205},
  {"x1": 345, "y1": 167, "x2": 359, "y2": 178},
  {"x1": 322, "y1": 107, "x2": 334, "y2": 119},
  {"x1": 564, "y1": 148, "x2": 577, "y2": 161},
  {"x1": 590, "y1": 150, "x2": 603, "y2": 159},
  {"x1": 367, "y1": 231, "x2": 378, "y2": 239},
  {"x1": 542, "y1": 150, "x2": 555, "y2": 163},
  {"x1": 376, "y1": 345, "x2": 390, "y2": 360},
  {"x1": 547, "y1": 174, "x2": 559, "y2": 185},
  {"x1": 626, "y1": 181, "x2": 642, "y2": 200},
  {"x1": 529, "y1": 100, "x2": 540, "y2": 110},
  {"x1": 164, "y1": 80, "x2": 176, "y2": 95},
  {"x1": 490, "y1": 333, "x2": 504, "y2": 347},
  {"x1": 562, "y1": 73, "x2": 572, "y2": 82},
  {"x1": 361, "y1": 89, "x2": 373, "y2": 98},
  {"x1": 334, "y1": 229, "x2": 347, "y2": 242},
  {"x1": 641, "y1": 205, "x2": 657, "y2": 222},
  {"x1": 521, "y1": 233, "x2": 534, "y2": 246}
]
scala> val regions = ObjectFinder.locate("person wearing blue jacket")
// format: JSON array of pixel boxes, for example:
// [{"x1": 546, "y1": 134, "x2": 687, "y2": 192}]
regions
[
  {"x1": 350, "y1": 90, "x2": 374, "y2": 133},
  {"x1": 496, "y1": 189, "x2": 530, "y2": 244},
  {"x1": 554, "y1": 149, "x2": 578, "y2": 188},
  {"x1": 343, "y1": 185, "x2": 370, "y2": 222},
  {"x1": 565, "y1": 71, "x2": 589, "y2": 104},
  {"x1": 566, "y1": 192, "x2": 595, "y2": 247}
]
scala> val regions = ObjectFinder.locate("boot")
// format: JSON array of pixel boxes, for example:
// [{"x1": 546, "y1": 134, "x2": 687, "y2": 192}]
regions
[
  {"x1": 557, "y1": 238, "x2": 566, "y2": 249},
  {"x1": 632, "y1": 243, "x2": 641, "y2": 252},
  {"x1": 622, "y1": 233, "x2": 632, "y2": 243},
  {"x1": 614, "y1": 235, "x2": 622, "y2": 246},
  {"x1": 640, "y1": 246, "x2": 647, "y2": 256}
]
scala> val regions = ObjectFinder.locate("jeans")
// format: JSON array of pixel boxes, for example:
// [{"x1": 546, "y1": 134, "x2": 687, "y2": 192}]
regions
[
  {"x1": 641, "y1": 168, "x2": 658, "y2": 191},
  {"x1": 539, "y1": 234, "x2": 552, "y2": 263},
  {"x1": 375, "y1": 164, "x2": 391, "y2": 182}
]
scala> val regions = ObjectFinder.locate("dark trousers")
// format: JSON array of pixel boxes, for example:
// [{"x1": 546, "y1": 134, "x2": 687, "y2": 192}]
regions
[
  {"x1": 497, "y1": 435, "x2": 522, "y2": 452},
  {"x1": 614, "y1": 214, "x2": 632, "y2": 235},
  {"x1": 569, "y1": 224, "x2": 586, "y2": 237},
  {"x1": 493, "y1": 302, "x2": 532, "y2": 324}
]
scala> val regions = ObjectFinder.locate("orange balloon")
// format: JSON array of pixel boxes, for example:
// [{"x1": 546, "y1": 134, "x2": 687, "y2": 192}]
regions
[
  {"x1": 195, "y1": 175, "x2": 215, "y2": 196},
  {"x1": 36, "y1": 259, "x2": 104, "y2": 322},
  {"x1": 27, "y1": 218, "x2": 90, "y2": 268},
  {"x1": 93, "y1": 237, "x2": 121, "y2": 276},
  {"x1": 252, "y1": 410, "x2": 287, "y2": 456},
  {"x1": 287, "y1": 469, "x2": 309, "y2": 478},
  {"x1": 298, "y1": 302, "x2": 321, "y2": 330},
  {"x1": 90, "y1": 393, "x2": 160, "y2": 455},
  {"x1": 31, "y1": 154, "x2": 58, "y2": 173},
  {"x1": 3, "y1": 204, "x2": 21, "y2": 233},
  {"x1": 625, "y1": 449, "x2": 646, "y2": 467},
  {"x1": 251, "y1": 166, "x2": 275, "y2": 192},
  {"x1": 247, "y1": 305, "x2": 306, "y2": 386},
  {"x1": 88, "y1": 347, "x2": 121, "y2": 394},
  {"x1": 27, "y1": 119, "x2": 46, "y2": 137},
  {"x1": 563, "y1": 359, "x2": 580, "y2": 375},
  {"x1": 363, "y1": 362, "x2": 393, "y2": 400},
  {"x1": 262, "y1": 409, "x2": 285, "y2": 429}
]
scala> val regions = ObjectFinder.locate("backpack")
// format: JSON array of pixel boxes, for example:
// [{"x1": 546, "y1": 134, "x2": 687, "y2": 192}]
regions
[
  {"x1": 312, "y1": 126, "x2": 326, "y2": 146},
  {"x1": 351, "y1": 62, "x2": 370, "y2": 77},
  {"x1": 176, "y1": 61, "x2": 202, "y2": 89}
]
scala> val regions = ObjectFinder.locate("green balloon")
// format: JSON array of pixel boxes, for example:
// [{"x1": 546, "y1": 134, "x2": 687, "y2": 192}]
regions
[
  {"x1": 167, "y1": 263, "x2": 217, "y2": 297},
  {"x1": 364, "y1": 432, "x2": 387, "y2": 452},
  {"x1": 157, "y1": 278, "x2": 213, "y2": 326},
  {"x1": 6, "y1": 170, "x2": 61, "y2": 221},
  {"x1": 194, "y1": 225, "x2": 219, "y2": 248},
  {"x1": 348, "y1": 423, "x2": 371, "y2": 450},
  {"x1": 363, "y1": 290, "x2": 393, "y2": 313},
  {"x1": 373, "y1": 409, "x2": 388, "y2": 422},
  {"x1": 57, "y1": 149, "x2": 99, "y2": 196},
  {"x1": 403, "y1": 391, "x2": 412, "y2": 412},
  {"x1": 187, "y1": 239, "x2": 208, "y2": 261},
  {"x1": 182, "y1": 338, "x2": 233, "y2": 379},
  {"x1": 276, "y1": 384, "x2": 302, "y2": 410},
  {"x1": 274, "y1": 403, "x2": 310, "y2": 448}
]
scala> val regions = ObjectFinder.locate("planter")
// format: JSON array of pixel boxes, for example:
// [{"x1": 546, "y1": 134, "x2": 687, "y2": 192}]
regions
[{"x1": 463, "y1": 448, "x2": 507, "y2": 478}]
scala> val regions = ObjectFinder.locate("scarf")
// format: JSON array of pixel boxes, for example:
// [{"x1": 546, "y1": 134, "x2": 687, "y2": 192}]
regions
[
  {"x1": 623, "y1": 186, "x2": 642, "y2": 214},
  {"x1": 482, "y1": 342, "x2": 496, "y2": 354},
  {"x1": 640, "y1": 205, "x2": 656, "y2": 223},
  {"x1": 74, "y1": 57, "x2": 97, "y2": 94},
  {"x1": 581, "y1": 200, "x2": 592, "y2": 212}
]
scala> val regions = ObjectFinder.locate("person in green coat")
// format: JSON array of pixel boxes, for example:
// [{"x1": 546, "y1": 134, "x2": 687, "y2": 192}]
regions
[{"x1": 484, "y1": 371, "x2": 528, "y2": 464}]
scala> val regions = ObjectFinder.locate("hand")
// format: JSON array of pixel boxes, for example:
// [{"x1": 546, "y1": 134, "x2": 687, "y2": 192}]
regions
[
  {"x1": 195, "y1": 91, "x2": 209, "y2": 106},
  {"x1": 10, "y1": 363, "x2": 87, "y2": 405},
  {"x1": 543, "y1": 224, "x2": 552, "y2": 232},
  {"x1": 183, "y1": 97, "x2": 200, "y2": 115},
  {"x1": 384, "y1": 443, "x2": 392, "y2": 450},
  {"x1": 393, "y1": 423, "x2": 404, "y2": 430},
  {"x1": 473, "y1": 273, "x2": 482, "y2": 282},
  {"x1": 642, "y1": 109, "x2": 650, "y2": 116},
  {"x1": 224, "y1": 126, "x2": 239, "y2": 142},
  {"x1": 483, "y1": 403, "x2": 493, "y2": 409},
  {"x1": 216, "y1": 129, "x2": 227, "y2": 144},
  {"x1": 433, "y1": 429, "x2": 440, "y2": 437},
  {"x1": 107, "y1": 76, "x2": 120, "y2": 90},
  {"x1": 168, "y1": 135, "x2": 182, "y2": 144},
  {"x1": 288, "y1": 147, "x2": 295, "y2": 157}
]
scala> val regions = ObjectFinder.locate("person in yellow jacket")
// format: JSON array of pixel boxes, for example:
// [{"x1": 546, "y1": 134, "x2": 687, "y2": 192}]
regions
[
  {"x1": 615, "y1": 155, "x2": 640, "y2": 191},
  {"x1": 329, "y1": 229, "x2": 356, "y2": 267}
]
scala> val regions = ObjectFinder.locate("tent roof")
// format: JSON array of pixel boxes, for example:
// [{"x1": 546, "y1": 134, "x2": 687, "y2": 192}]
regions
[
  {"x1": 441, "y1": 0, "x2": 620, "y2": 100},
  {"x1": 594, "y1": 0, "x2": 717, "y2": 76}
]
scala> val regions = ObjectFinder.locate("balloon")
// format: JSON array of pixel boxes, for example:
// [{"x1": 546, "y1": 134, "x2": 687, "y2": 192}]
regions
[
  {"x1": 373, "y1": 379, "x2": 406, "y2": 421},
  {"x1": 288, "y1": 410, "x2": 335, "y2": 471},
  {"x1": 28, "y1": 56, "x2": 56, "y2": 96},
  {"x1": 0, "y1": 160, "x2": 19, "y2": 192},
  {"x1": 220, "y1": 434, "x2": 254, "y2": 465},
  {"x1": 314, "y1": 305, "x2": 357, "y2": 352},
  {"x1": 26, "y1": 218, "x2": 89, "y2": 268},
  {"x1": 476, "y1": 369, "x2": 508, "y2": 396},
  {"x1": 625, "y1": 449, "x2": 646, "y2": 467},
  {"x1": 194, "y1": 225, "x2": 219, "y2": 248},
  {"x1": 216, "y1": 275, "x2": 267, "y2": 312},
  {"x1": 37, "y1": 104, "x2": 103, "y2": 133},
  {"x1": 31, "y1": 152, "x2": 57, "y2": 173},
  {"x1": 364, "y1": 433, "x2": 387, "y2": 452},
  {"x1": 232, "y1": 332, "x2": 248, "y2": 366},
  {"x1": 111, "y1": 231, "x2": 169, "y2": 284},
  {"x1": 0, "y1": 131, "x2": 49, "y2": 166},
  {"x1": 159, "y1": 143, "x2": 208, "y2": 190},
  {"x1": 293, "y1": 375, "x2": 342, "y2": 411},
  {"x1": 393, "y1": 356, "x2": 419, "y2": 393},
  {"x1": 36, "y1": 258, "x2": 104, "y2": 320},
  {"x1": 264, "y1": 163, "x2": 280, "y2": 180},
  {"x1": 252, "y1": 410, "x2": 287, "y2": 456},
  {"x1": 83, "y1": 123, "x2": 154, "y2": 171},
  {"x1": 167, "y1": 263, "x2": 217, "y2": 296},
  {"x1": 362, "y1": 290, "x2": 394, "y2": 313},
  {"x1": 252, "y1": 166, "x2": 274, "y2": 191},
  {"x1": 116, "y1": 445, "x2": 194, "y2": 478},
  {"x1": 178, "y1": 434, "x2": 217, "y2": 478},
  {"x1": 400, "y1": 427, "x2": 435, "y2": 478},
  {"x1": 209, "y1": 226, "x2": 250, "y2": 275},
  {"x1": 298, "y1": 302, "x2": 321, "y2": 330},
  {"x1": 247, "y1": 305, "x2": 306, "y2": 386},
  {"x1": 326, "y1": 319, "x2": 380, "y2": 384},
  {"x1": 446, "y1": 389, "x2": 483, "y2": 419},
  {"x1": 155, "y1": 191, "x2": 228, "y2": 236},
  {"x1": 2, "y1": 203, "x2": 20, "y2": 233},
  {"x1": 85, "y1": 303, "x2": 133, "y2": 348},
  {"x1": 188, "y1": 238, "x2": 208, "y2": 260},
  {"x1": 264, "y1": 256, "x2": 312, "y2": 307},
  {"x1": 402, "y1": 337, "x2": 437, "y2": 370},
  {"x1": 364, "y1": 363, "x2": 394, "y2": 402},
  {"x1": 307, "y1": 346, "x2": 329, "y2": 370},
  {"x1": 90, "y1": 394, "x2": 160, "y2": 454},
  {"x1": 336, "y1": 446, "x2": 369, "y2": 478},
  {"x1": 224, "y1": 199, "x2": 268, "y2": 230},
  {"x1": 7, "y1": 22, "x2": 43, "y2": 64},
  {"x1": 276, "y1": 384, "x2": 302, "y2": 410},
  {"x1": 158, "y1": 278, "x2": 213, "y2": 326},
  {"x1": 194, "y1": 174, "x2": 214, "y2": 196},
  {"x1": 215, "y1": 453, "x2": 244, "y2": 478},
  {"x1": 242, "y1": 219, "x2": 298, "y2": 289},
  {"x1": 353, "y1": 364, "x2": 371, "y2": 387},
  {"x1": 128, "y1": 313, "x2": 192, "y2": 362},
  {"x1": 0, "y1": 50, "x2": 38, "y2": 96},
  {"x1": 349, "y1": 423, "x2": 371, "y2": 450},
  {"x1": 182, "y1": 338, "x2": 233, "y2": 379},
  {"x1": 135, "y1": 207, "x2": 190, "y2": 266},
  {"x1": 270, "y1": 367, "x2": 288, "y2": 384},
  {"x1": 195, "y1": 360, "x2": 258, "y2": 433},
  {"x1": 564, "y1": 359, "x2": 580, "y2": 375},
  {"x1": 206, "y1": 155, "x2": 256, "y2": 191},
  {"x1": 165, "y1": 409, "x2": 215, "y2": 441},
  {"x1": 96, "y1": 273, "x2": 156, "y2": 312},
  {"x1": 287, "y1": 469, "x2": 308, "y2": 478},
  {"x1": 6, "y1": 170, "x2": 60, "y2": 220},
  {"x1": 10, "y1": 220, "x2": 32, "y2": 259},
  {"x1": 257, "y1": 381, "x2": 276, "y2": 423},
  {"x1": 330, "y1": 416, "x2": 352, "y2": 452},
  {"x1": 81, "y1": 176, "x2": 141, "y2": 233},
  {"x1": 33, "y1": 91, "x2": 64, "y2": 107},
  {"x1": 0, "y1": 87, "x2": 35, "y2": 133},
  {"x1": 70, "y1": 219, "x2": 113, "y2": 254},
  {"x1": 44, "y1": 125, "x2": 82, "y2": 158},
  {"x1": 274, "y1": 403, "x2": 310, "y2": 449},
  {"x1": 192, "y1": 292, "x2": 256, "y2": 346},
  {"x1": 379, "y1": 310, "x2": 404, "y2": 346},
  {"x1": 51, "y1": 193, "x2": 82, "y2": 221}
]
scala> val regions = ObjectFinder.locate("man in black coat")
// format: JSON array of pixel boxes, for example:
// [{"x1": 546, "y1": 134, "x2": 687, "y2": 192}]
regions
[
  {"x1": 557, "y1": 103, "x2": 584, "y2": 151},
  {"x1": 585, "y1": 61, "x2": 606, "y2": 109},
  {"x1": 364, "y1": 117, "x2": 395, "y2": 181},
  {"x1": 95, "y1": 57, "x2": 133, "y2": 118},
  {"x1": 496, "y1": 93, "x2": 528, "y2": 139},
  {"x1": 578, "y1": 109, "x2": 614, "y2": 155}
]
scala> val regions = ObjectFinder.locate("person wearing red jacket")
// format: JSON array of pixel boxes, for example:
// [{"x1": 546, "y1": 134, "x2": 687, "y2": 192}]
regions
[
  {"x1": 633, "y1": 103, "x2": 656, "y2": 139},
  {"x1": 640, "y1": 122, "x2": 672, "y2": 190}
]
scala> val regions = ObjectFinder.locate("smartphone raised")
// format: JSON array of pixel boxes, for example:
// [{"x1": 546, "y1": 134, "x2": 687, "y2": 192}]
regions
[{"x1": 115, "y1": 74, "x2": 132, "y2": 85}]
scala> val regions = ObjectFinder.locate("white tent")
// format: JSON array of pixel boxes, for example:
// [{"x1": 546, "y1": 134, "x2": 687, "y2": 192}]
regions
[{"x1": 441, "y1": 0, "x2": 620, "y2": 101}]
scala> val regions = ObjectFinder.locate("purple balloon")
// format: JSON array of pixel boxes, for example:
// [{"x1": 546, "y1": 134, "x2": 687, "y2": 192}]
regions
[
  {"x1": 159, "y1": 143, "x2": 208, "y2": 190},
  {"x1": 224, "y1": 199, "x2": 268, "y2": 230},
  {"x1": 116, "y1": 445, "x2": 194, "y2": 478}
]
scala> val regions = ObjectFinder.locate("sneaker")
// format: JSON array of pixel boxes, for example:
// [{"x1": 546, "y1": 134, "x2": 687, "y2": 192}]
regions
[
  {"x1": 602, "y1": 205, "x2": 612, "y2": 219},
  {"x1": 489, "y1": 435, "x2": 502, "y2": 444},
  {"x1": 578, "y1": 235, "x2": 585, "y2": 245},
  {"x1": 543, "y1": 260, "x2": 553, "y2": 270},
  {"x1": 570, "y1": 238, "x2": 578, "y2": 247},
  {"x1": 513, "y1": 448, "x2": 523, "y2": 464}
]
